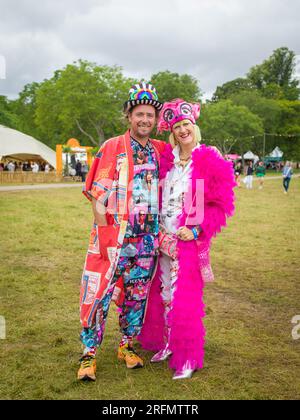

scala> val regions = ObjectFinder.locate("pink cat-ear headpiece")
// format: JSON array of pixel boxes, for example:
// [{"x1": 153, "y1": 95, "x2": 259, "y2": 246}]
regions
[{"x1": 157, "y1": 99, "x2": 201, "y2": 133}]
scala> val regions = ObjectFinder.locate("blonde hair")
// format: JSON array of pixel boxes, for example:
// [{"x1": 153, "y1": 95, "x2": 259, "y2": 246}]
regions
[{"x1": 169, "y1": 121, "x2": 201, "y2": 148}]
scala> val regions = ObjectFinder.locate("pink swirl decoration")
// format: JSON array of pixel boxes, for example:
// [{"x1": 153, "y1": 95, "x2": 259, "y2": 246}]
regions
[{"x1": 157, "y1": 98, "x2": 201, "y2": 133}]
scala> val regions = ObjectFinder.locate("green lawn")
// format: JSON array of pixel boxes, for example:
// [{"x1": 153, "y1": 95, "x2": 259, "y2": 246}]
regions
[{"x1": 0, "y1": 178, "x2": 299, "y2": 400}]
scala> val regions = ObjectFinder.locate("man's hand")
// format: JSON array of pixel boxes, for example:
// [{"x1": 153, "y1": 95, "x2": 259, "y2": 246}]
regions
[{"x1": 92, "y1": 197, "x2": 108, "y2": 226}]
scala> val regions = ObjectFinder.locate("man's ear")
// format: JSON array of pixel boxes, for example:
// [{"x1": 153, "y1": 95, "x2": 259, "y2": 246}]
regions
[{"x1": 127, "y1": 110, "x2": 133, "y2": 124}]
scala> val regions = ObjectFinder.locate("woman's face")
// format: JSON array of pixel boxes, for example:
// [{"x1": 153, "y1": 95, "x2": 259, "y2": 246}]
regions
[{"x1": 172, "y1": 120, "x2": 195, "y2": 147}]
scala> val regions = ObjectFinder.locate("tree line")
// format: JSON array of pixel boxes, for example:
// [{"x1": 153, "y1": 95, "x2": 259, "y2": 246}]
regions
[{"x1": 0, "y1": 46, "x2": 299, "y2": 160}]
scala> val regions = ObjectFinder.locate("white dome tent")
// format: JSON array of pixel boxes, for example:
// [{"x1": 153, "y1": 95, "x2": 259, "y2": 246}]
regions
[
  {"x1": 268, "y1": 147, "x2": 284, "y2": 159},
  {"x1": 0, "y1": 125, "x2": 56, "y2": 169},
  {"x1": 243, "y1": 151, "x2": 259, "y2": 164}
]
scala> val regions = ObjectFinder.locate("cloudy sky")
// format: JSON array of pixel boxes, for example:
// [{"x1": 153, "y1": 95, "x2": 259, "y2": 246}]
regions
[{"x1": 0, "y1": 0, "x2": 299, "y2": 100}]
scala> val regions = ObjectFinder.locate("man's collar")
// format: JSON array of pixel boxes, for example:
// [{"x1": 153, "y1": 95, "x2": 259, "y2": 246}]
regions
[{"x1": 130, "y1": 136, "x2": 151, "y2": 149}]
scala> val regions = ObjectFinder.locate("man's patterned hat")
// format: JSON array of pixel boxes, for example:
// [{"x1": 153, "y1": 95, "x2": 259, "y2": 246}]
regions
[{"x1": 124, "y1": 81, "x2": 163, "y2": 113}]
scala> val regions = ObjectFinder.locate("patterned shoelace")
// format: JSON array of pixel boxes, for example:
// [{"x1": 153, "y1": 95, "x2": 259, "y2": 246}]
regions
[
  {"x1": 80, "y1": 356, "x2": 95, "y2": 368},
  {"x1": 122, "y1": 347, "x2": 139, "y2": 359}
]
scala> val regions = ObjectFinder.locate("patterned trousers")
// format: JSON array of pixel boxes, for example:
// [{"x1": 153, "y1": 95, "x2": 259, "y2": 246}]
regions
[
  {"x1": 160, "y1": 254, "x2": 179, "y2": 329},
  {"x1": 80, "y1": 254, "x2": 156, "y2": 353}
]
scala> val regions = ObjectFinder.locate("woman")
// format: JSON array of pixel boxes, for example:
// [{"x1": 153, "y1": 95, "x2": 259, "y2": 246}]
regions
[
  {"x1": 256, "y1": 161, "x2": 266, "y2": 190},
  {"x1": 138, "y1": 99, "x2": 236, "y2": 379},
  {"x1": 244, "y1": 161, "x2": 254, "y2": 189},
  {"x1": 234, "y1": 161, "x2": 242, "y2": 187}
]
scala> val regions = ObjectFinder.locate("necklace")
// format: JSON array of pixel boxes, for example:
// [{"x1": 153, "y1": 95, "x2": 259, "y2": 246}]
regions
[
  {"x1": 179, "y1": 153, "x2": 192, "y2": 167},
  {"x1": 179, "y1": 150, "x2": 192, "y2": 160}
]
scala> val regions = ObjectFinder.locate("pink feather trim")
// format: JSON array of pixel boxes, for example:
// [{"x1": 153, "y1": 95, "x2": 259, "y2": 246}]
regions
[{"x1": 139, "y1": 143, "x2": 236, "y2": 370}]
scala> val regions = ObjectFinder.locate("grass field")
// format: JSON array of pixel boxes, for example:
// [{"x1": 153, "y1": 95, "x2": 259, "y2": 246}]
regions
[{"x1": 0, "y1": 177, "x2": 299, "y2": 400}]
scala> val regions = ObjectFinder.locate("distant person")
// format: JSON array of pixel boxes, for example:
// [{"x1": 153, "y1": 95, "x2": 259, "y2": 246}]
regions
[
  {"x1": 0, "y1": 163, "x2": 4, "y2": 172},
  {"x1": 282, "y1": 161, "x2": 293, "y2": 194},
  {"x1": 75, "y1": 160, "x2": 82, "y2": 178},
  {"x1": 234, "y1": 162, "x2": 242, "y2": 188},
  {"x1": 7, "y1": 161, "x2": 15, "y2": 172},
  {"x1": 256, "y1": 161, "x2": 266, "y2": 189},
  {"x1": 69, "y1": 166, "x2": 76, "y2": 177},
  {"x1": 31, "y1": 162, "x2": 39, "y2": 173},
  {"x1": 243, "y1": 161, "x2": 254, "y2": 189},
  {"x1": 44, "y1": 163, "x2": 50, "y2": 173},
  {"x1": 81, "y1": 161, "x2": 89, "y2": 182},
  {"x1": 16, "y1": 162, "x2": 22, "y2": 172}
]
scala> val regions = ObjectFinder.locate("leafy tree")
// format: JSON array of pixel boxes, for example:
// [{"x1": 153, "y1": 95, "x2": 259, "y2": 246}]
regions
[
  {"x1": 212, "y1": 78, "x2": 255, "y2": 102},
  {"x1": 276, "y1": 100, "x2": 300, "y2": 161},
  {"x1": 35, "y1": 60, "x2": 132, "y2": 148},
  {"x1": 12, "y1": 82, "x2": 42, "y2": 139},
  {"x1": 151, "y1": 71, "x2": 202, "y2": 103},
  {"x1": 230, "y1": 91, "x2": 300, "y2": 156},
  {"x1": 0, "y1": 95, "x2": 19, "y2": 129},
  {"x1": 230, "y1": 91, "x2": 282, "y2": 131},
  {"x1": 200, "y1": 100, "x2": 263, "y2": 155},
  {"x1": 248, "y1": 47, "x2": 300, "y2": 100}
]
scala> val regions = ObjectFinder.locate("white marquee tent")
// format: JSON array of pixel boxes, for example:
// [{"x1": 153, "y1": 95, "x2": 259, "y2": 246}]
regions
[
  {"x1": 268, "y1": 147, "x2": 284, "y2": 158},
  {"x1": 243, "y1": 150, "x2": 259, "y2": 163},
  {"x1": 0, "y1": 125, "x2": 56, "y2": 169}
]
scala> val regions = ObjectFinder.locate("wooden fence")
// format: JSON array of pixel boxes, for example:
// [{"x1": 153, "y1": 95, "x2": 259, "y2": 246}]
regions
[{"x1": 0, "y1": 172, "x2": 64, "y2": 184}]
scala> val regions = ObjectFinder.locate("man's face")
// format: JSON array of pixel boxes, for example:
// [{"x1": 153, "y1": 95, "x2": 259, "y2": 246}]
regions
[
  {"x1": 128, "y1": 105, "x2": 156, "y2": 139},
  {"x1": 139, "y1": 211, "x2": 146, "y2": 222}
]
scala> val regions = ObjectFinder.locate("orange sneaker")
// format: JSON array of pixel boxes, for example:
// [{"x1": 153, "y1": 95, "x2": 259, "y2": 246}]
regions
[
  {"x1": 77, "y1": 354, "x2": 96, "y2": 381},
  {"x1": 118, "y1": 343, "x2": 144, "y2": 369}
]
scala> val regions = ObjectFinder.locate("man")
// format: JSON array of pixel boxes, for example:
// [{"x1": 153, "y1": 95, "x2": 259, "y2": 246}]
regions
[
  {"x1": 81, "y1": 161, "x2": 89, "y2": 182},
  {"x1": 75, "y1": 160, "x2": 82, "y2": 178},
  {"x1": 255, "y1": 161, "x2": 266, "y2": 190},
  {"x1": 78, "y1": 82, "x2": 165, "y2": 381},
  {"x1": 282, "y1": 161, "x2": 293, "y2": 194}
]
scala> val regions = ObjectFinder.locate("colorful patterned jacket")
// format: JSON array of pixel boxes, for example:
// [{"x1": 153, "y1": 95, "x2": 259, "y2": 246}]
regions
[{"x1": 80, "y1": 129, "x2": 165, "y2": 328}]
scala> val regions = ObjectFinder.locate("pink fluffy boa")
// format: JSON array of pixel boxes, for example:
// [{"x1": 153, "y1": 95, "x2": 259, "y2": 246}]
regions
[{"x1": 138, "y1": 143, "x2": 236, "y2": 370}]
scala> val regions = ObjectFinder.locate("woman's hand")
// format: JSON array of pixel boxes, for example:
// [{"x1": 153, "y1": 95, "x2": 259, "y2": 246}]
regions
[{"x1": 176, "y1": 226, "x2": 195, "y2": 241}]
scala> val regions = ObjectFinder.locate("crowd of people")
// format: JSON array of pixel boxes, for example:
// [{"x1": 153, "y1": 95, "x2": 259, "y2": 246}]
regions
[
  {"x1": 232, "y1": 159, "x2": 294, "y2": 193},
  {"x1": 66, "y1": 160, "x2": 89, "y2": 182},
  {"x1": 0, "y1": 161, "x2": 51, "y2": 173},
  {"x1": 75, "y1": 160, "x2": 89, "y2": 182},
  {"x1": 0, "y1": 158, "x2": 89, "y2": 182}
]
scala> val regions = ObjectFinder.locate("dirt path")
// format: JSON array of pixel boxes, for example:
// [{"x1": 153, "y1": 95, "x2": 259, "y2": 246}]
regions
[
  {"x1": 0, "y1": 175, "x2": 298, "y2": 192},
  {"x1": 0, "y1": 183, "x2": 84, "y2": 192}
]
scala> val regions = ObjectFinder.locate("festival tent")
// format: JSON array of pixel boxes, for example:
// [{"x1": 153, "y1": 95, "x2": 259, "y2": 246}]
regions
[
  {"x1": 225, "y1": 154, "x2": 242, "y2": 160},
  {"x1": 0, "y1": 125, "x2": 56, "y2": 169},
  {"x1": 243, "y1": 151, "x2": 259, "y2": 163},
  {"x1": 264, "y1": 147, "x2": 284, "y2": 163}
]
